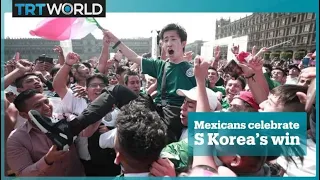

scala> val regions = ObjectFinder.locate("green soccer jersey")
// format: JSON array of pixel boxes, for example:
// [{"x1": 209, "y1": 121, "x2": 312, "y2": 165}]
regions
[
  {"x1": 142, "y1": 58, "x2": 196, "y2": 106},
  {"x1": 160, "y1": 139, "x2": 192, "y2": 174}
]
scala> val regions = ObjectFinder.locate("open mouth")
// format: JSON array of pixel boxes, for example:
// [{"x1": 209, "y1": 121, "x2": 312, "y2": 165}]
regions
[
  {"x1": 168, "y1": 49, "x2": 174, "y2": 55},
  {"x1": 35, "y1": 85, "x2": 42, "y2": 89}
]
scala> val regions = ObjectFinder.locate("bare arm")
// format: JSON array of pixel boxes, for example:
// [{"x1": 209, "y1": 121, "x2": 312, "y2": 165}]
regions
[
  {"x1": 192, "y1": 57, "x2": 217, "y2": 169},
  {"x1": 97, "y1": 37, "x2": 110, "y2": 74},
  {"x1": 104, "y1": 30, "x2": 142, "y2": 66},
  {"x1": 53, "y1": 52, "x2": 80, "y2": 99}
]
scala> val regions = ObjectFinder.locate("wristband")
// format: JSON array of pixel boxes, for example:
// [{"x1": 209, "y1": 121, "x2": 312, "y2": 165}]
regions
[
  {"x1": 44, "y1": 157, "x2": 54, "y2": 166},
  {"x1": 64, "y1": 63, "x2": 73, "y2": 67},
  {"x1": 112, "y1": 40, "x2": 121, "y2": 49},
  {"x1": 245, "y1": 73, "x2": 255, "y2": 79}
]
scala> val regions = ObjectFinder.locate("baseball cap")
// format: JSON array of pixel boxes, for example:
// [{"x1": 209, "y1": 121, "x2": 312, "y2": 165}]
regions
[
  {"x1": 234, "y1": 91, "x2": 259, "y2": 111},
  {"x1": 176, "y1": 87, "x2": 218, "y2": 111}
]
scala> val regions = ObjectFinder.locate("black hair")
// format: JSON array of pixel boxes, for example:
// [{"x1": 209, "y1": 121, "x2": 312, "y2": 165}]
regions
[
  {"x1": 116, "y1": 65, "x2": 129, "y2": 75},
  {"x1": 86, "y1": 73, "x2": 109, "y2": 87},
  {"x1": 226, "y1": 76, "x2": 246, "y2": 90},
  {"x1": 116, "y1": 95, "x2": 167, "y2": 167},
  {"x1": 15, "y1": 73, "x2": 39, "y2": 88},
  {"x1": 270, "y1": 84, "x2": 308, "y2": 112},
  {"x1": 272, "y1": 67, "x2": 287, "y2": 77},
  {"x1": 159, "y1": 23, "x2": 187, "y2": 42},
  {"x1": 13, "y1": 89, "x2": 39, "y2": 112}
]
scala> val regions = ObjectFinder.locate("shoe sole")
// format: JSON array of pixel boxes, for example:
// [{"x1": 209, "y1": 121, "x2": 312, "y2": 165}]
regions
[{"x1": 28, "y1": 111, "x2": 49, "y2": 134}]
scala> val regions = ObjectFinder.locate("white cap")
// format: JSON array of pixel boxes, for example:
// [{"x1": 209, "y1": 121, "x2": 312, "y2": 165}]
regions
[{"x1": 176, "y1": 87, "x2": 218, "y2": 111}]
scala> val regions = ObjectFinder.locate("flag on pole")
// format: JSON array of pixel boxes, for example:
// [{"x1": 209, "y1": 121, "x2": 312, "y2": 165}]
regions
[{"x1": 30, "y1": 18, "x2": 104, "y2": 41}]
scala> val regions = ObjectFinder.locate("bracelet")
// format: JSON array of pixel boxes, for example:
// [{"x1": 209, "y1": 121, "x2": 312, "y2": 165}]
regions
[
  {"x1": 112, "y1": 40, "x2": 121, "y2": 49},
  {"x1": 245, "y1": 73, "x2": 255, "y2": 79},
  {"x1": 64, "y1": 63, "x2": 73, "y2": 67},
  {"x1": 245, "y1": 73, "x2": 256, "y2": 82}
]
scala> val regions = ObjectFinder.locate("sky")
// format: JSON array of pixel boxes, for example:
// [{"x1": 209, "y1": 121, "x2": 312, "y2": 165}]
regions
[{"x1": 4, "y1": 12, "x2": 252, "y2": 43}]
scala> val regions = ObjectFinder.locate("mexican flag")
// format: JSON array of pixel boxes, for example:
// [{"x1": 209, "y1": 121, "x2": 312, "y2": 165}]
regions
[{"x1": 29, "y1": 18, "x2": 104, "y2": 41}]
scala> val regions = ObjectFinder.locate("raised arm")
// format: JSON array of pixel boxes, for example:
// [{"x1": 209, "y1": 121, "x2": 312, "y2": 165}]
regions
[
  {"x1": 103, "y1": 30, "x2": 142, "y2": 66},
  {"x1": 97, "y1": 35, "x2": 111, "y2": 74},
  {"x1": 53, "y1": 52, "x2": 80, "y2": 99},
  {"x1": 192, "y1": 56, "x2": 217, "y2": 169}
]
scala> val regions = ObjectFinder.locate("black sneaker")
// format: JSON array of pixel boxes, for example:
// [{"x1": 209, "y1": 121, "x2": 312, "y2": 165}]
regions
[{"x1": 28, "y1": 110, "x2": 77, "y2": 151}]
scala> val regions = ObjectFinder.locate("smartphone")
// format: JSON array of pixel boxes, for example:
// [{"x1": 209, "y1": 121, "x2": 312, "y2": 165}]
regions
[
  {"x1": 305, "y1": 78, "x2": 316, "y2": 112},
  {"x1": 302, "y1": 57, "x2": 310, "y2": 68},
  {"x1": 223, "y1": 60, "x2": 243, "y2": 77}
]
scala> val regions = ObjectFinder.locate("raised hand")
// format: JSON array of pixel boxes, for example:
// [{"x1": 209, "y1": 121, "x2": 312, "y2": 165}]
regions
[
  {"x1": 214, "y1": 46, "x2": 221, "y2": 61},
  {"x1": 65, "y1": 52, "x2": 80, "y2": 66},
  {"x1": 16, "y1": 59, "x2": 34, "y2": 73},
  {"x1": 194, "y1": 55, "x2": 211, "y2": 82},
  {"x1": 53, "y1": 45, "x2": 64, "y2": 56},
  {"x1": 103, "y1": 30, "x2": 119, "y2": 44},
  {"x1": 231, "y1": 44, "x2": 240, "y2": 55}
]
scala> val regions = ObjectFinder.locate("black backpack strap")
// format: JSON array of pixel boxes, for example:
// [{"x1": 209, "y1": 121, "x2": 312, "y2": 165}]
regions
[{"x1": 161, "y1": 60, "x2": 170, "y2": 106}]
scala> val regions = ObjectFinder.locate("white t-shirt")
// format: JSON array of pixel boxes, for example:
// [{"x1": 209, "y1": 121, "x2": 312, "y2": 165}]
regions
[
  {"x1": 61, "y1": 88, "x2": 91, "y2": 161},
  {"x1": 179, "y1": 128, "x2": 188, "y2": 141},
  {"x1": 99, "y1": 128, "x2": 117, "y2": 149},
  {"x1": 277, "y1": 139, "x2": 316, "y2": 177}
]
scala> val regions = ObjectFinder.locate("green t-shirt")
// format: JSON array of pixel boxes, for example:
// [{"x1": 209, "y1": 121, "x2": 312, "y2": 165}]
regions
[
  {"x1": 264, "y1": 73, "x2": 281, "y2": 90},
  {"x1": 142, "y1": 58, "x2": 196, "y2": 106},
  {"x1": 221, "y1": 97, "x2": 230, "y2": 109},
  {"x1": 160, "y1": 139, "x2": 192, "y2": 174}
]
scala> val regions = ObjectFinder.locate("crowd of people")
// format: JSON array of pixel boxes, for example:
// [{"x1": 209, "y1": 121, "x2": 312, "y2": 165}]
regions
[{"x1": 3, "y1": 23, "x2": 316, "y2": 177}]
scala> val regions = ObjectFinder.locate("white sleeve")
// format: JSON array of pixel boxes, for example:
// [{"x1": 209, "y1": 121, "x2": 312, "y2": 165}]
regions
[
  {"x1": 99, "y1": 128, "x2": 117, "y2": 149},
  {"x1": 60, "y1": 88, "x2": 77, "y2": 113}
]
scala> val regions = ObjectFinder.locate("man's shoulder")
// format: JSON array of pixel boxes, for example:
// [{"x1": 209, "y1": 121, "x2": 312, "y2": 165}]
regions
[{"x1": 7, "y1": 123, "x2": 29, "y2": 142}]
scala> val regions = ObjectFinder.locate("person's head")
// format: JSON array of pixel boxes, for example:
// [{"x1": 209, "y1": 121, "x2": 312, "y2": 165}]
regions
[
  {"x1": 82, "y1": 62, "x2": 92, "y2": 74},
  {"x1": 297, "y1": 75, "x2": 312, "y2": 87},
  {"x1": 86, "y1": 73, "x2": 108, "y2": 101},
  {"x1": 259, "y1": 85, "x2": 308, "y2": 112},
  {"x1": 229, "y1": 91, "x2": 259, "y2": 112},
  {"x1": 217, "y1": 155, "x2": 266, "y2": 175},
  {"x1": 177, "y1": 87, "x2": 220, "y2": 126},
  {"x1": 225, "y1": 76, "x2": 246, "y2": 97},
  {"x1": 73, "y1": 63, "x2": 90, "y2": 81},
  {"x1": 271, "y1": 68, "x2": 287, "y2": 84},
  {"x1": 50, "y1": 66, "x2": 73, "y2": 85},
  {"x1": 15, "y1": 73, "x2": 44, "y2": 93},
  {"x1": 13, "y1": 89, "x2": 53, "y2": 120},
  {"x1": 263, "y1": 64, "x2": 272, "y2": 77},
  {"x1": 107, "y1": 73, "x2": 118, "y2": 85},
  {"x1": 288, "y1": 64, "x2": 301, "y2": 78},
  {"x1": 207, "y1": 67, "x2": 219, "y2": 85},
  {"x1": 124, "y1": 71, "x2": 141, "y2": 94},
  {"x1": 159, "y1": 23, "x2": 187, "y2": 62},
  {"x1": 116, "y1": 65, "x2": 129, "y2": 85},
  {"x1": 114, "y1": 96, "x2": 167, "y2": 173}
]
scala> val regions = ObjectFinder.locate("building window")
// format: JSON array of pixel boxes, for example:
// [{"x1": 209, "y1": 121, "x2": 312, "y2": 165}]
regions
[
  {"x1": 279, "y1": 29, "x2": 284, "y2": 36},
  {"x1": 292, "y1": 16, "x2": 297, "y2": 23},
  {"x1": 269, "y1": 31, "x2": 274, "y2": 38},
  {"x1": 304, "y1": 24, "x2": 310, "y2": 32},
  {"x1": 307, "y1": 13, "x2": 313, "y2": 19},
  {"x1": 271, "y1": 21, "x2": 275, "y2": 28},
  {"x1": 281, "y1": 19, "x2": 286, "y2": 26},
  {"x1": 290, "y1": 27, "x2": 296, "y2": 34},
  {"x1": 302, "y1": 37, "x2": 308, "y2": 44},
  {"x1": 261, "y1": 32, "x2": 265, "y2": 39}
]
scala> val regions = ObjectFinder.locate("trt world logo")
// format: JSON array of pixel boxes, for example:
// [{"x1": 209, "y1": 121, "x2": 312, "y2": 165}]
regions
[{"x1": 13, "y1": 0, "x2": 106, "y2": 17}]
